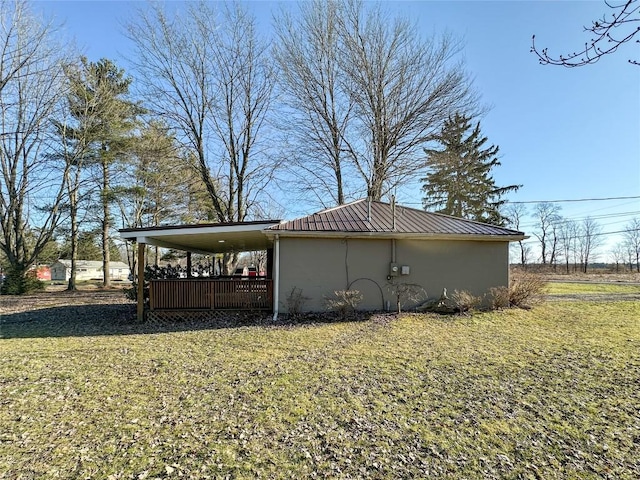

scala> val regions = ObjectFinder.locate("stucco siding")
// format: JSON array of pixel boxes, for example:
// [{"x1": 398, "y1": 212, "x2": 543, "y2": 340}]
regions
[
  {"x1": 277, "y1": 237, "x2": 509, "y2": 313},
  {"x1": 395, "y1": 239, "x2": 509, "y2": 301}
]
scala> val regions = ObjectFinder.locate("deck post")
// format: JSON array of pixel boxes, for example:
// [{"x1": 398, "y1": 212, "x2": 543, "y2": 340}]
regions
[{"x1": 137, "y1": 241, "x2": 145, "y2": 322}]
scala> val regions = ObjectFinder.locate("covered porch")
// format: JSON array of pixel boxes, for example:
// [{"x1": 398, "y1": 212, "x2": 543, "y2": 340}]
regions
[{"x1": 119, "y1": 220, "x2": 282, "y2": 321}]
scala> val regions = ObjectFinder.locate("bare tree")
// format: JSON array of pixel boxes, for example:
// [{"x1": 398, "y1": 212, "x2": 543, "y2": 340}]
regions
[
  {"x1": 558, "y1": 220, "x2": 579, "y2": 274},
  {"x1": 532, "y1": 202, "x2": 562, "y2": 265},
  {"x1": 273, "y1": 0, "x2": 356, "y2": 207},
  {"x1": 623, "y1": 217, "x2": 640, "y2": 271},
  {"x1": 127, "y1": 2, "x2": 275, "y2": 273},
  {"x1": 339, "y1": 0, "x2": 479, "y2": 201},
  {"x1": 127, "y1": 2, "x2": 274, "y2": 221},
  {"x1": 532, "y1": 0, "x2": 640, "y2": 67},
  {"x1": 0, "y1": 0, "x2": 72, "y2": 293},
  {"x1": 610, "y1": 243, "x2": 627, "y2": 272},
  {"x1": 577, "y1": 217, "x2": 603, "y2": 273},
  {"x1": 505, "y1": 203, "x2": 530, "y2": 266},
  {"x1": 273, "y1": 0, "x2": 478, "y2": 203}
]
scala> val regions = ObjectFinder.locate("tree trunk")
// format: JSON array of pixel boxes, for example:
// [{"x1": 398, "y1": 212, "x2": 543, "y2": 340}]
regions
[
  {"x1": 102, "y1": 154, "x2": 111, "y2": 288},
  {"x1": 67, "y1": 220, "x2": 78, "y2": 290},
  {"x1": 67, "y1": 176, "x2": 79, "y2": 291}
]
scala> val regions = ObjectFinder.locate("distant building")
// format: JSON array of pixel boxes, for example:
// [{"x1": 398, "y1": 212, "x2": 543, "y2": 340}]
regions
[
  {"x1": 50, "y1": 260, "x2": 131, "y2": 282},
  {"x1": 36, "y1": 266, "x2": 51, "y2": 281}
]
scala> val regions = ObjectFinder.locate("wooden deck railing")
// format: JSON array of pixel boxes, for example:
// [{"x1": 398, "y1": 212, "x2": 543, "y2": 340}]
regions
[{"x1": 149, "y1": 278, "x2": 273, "y2": 311}]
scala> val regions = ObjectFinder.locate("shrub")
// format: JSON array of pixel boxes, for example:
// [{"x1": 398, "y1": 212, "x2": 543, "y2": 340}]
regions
[
  {"x1": 387, "y1": 282, "x2": 427, "y2": 313},
  {"x1": 0, "y1": 268, "x2": 45, "y2": 295},
  {"x1": 450, "y1": 289, "x2": 482, "y2": 315},
  {"x1": 325, "y1": 290, "x2": 363, "y2": 319},
  {"x1": 488, "y1": 286, "x2": 510, "y2": 310},
  {"x1": 508, "y1": 271, "x2": 547, "y2": 308},
  {"x1": 286, "y1": 287, "x2": 309, "y2": 317}
]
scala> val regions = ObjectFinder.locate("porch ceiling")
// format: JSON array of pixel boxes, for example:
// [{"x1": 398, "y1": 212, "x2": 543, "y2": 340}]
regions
[{"x1": 119, "y1": 221, "x2": 281, "y2": 254}]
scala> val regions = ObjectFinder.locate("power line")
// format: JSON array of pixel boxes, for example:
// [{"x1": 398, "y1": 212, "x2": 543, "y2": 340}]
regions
[
  {"x1": 508, "y1": 195, "x2": 640, "y2": 204},
  {"x1": 400, "y1": 195, "x2": 640, "y2": 207},
  {"x1": 520, "y1": 228, "x2": 640, "y2": 245},
  {"x1": 519, "y1": 210, "x2": 640, "y2": 229}
]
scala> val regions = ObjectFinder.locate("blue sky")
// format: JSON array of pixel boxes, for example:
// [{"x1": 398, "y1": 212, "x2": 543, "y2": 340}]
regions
[{"x1": 36, "y1": 1, "x2": 639, "y2": 259}]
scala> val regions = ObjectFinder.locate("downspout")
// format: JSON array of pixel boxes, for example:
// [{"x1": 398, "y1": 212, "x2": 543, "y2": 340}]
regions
[{"x1": 272, "y1": 234, "x2": 280, "y2": 321}]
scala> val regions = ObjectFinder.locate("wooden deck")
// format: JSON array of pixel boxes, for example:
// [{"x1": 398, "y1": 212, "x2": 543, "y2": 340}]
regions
[{"x1": 149, "y1": 278, "x2": 273, "y2": 311}]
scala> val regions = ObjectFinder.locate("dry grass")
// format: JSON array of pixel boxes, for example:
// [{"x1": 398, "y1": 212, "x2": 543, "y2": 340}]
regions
[{"x1": 1, "y1": 289, "x2": 639, "y2": 478}]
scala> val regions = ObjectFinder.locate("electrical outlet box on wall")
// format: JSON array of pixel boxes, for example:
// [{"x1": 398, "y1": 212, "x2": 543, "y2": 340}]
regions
[{"x1": 401, "y1": 265, "x2": 410, "y2": 275}]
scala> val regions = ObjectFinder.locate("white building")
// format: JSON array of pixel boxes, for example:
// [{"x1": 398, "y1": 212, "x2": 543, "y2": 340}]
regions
[{"x1": 50, "y1": 260, "x2": 131, "y2": 282}]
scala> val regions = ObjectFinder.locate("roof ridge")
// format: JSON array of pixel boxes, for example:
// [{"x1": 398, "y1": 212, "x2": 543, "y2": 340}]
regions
[{"x1": 316, "y1": 198, "x2": 367, "y2": 215}]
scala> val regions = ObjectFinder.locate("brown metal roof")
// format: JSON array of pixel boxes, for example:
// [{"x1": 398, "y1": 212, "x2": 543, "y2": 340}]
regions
[{"x1": 269, "y1": 199, "x2": 525, "y2": 238}]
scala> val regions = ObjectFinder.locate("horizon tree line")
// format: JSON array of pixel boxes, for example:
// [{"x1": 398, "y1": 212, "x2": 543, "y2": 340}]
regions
[{"x1": 504, "y1": 203, "x2": 640, "y2": 273}]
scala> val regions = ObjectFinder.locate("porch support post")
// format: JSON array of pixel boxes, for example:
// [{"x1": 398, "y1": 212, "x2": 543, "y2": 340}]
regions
[
  {"x1": 137, "y1": 241, "x2": 145, "y2": 322},
  {"x1": 272, "y1": 235, "x2": 280, "y2": 321},
  {"x1": 266, "y1": 248, "x2": 273, "y2": 279},
  {"x1": 186, "y1": 252, "x2": 192, "y2": 278}
]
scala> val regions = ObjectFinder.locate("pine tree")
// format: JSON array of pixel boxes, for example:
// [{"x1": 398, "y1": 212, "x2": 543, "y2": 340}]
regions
[
  {"x1": 421, "y1": 113, "x2": 520, "y2": 226},
  {"x1": 62, "y1": 57, "x2": 141, "y2": 288}
]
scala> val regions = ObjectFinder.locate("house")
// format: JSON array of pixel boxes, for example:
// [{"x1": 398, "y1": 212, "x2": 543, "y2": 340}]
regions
[
  {"x1": 264, "y1": 200, "x2": 526, "y2": 311},
  {"x1": 120, "y1": 199, "x2": 526, "y2": 321},
  {"x1": 50, "y1": 260, "x2": 131, "y2": 282}
]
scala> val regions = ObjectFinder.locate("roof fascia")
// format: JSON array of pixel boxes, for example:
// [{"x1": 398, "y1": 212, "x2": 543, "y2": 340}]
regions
[
  {"x1": 263, "y1": 230, "x2": 528, "y2": 242},
  {"x1": 119, "y1": 222, "x2": 281, "y2": 239}
]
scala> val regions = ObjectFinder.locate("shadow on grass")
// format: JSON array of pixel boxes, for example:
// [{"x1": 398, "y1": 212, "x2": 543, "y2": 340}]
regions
[{"x1": 0, "y1": 303, "x2": 382, "y2": 339}]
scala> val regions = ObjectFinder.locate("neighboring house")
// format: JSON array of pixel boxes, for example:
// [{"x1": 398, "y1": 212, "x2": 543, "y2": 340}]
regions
[
  {"x1": 120, "y1": 199, "x2": 526, "y2": 320},
  {"x1": 50, "y1": 260, "x2": 131, "y2": 282}
]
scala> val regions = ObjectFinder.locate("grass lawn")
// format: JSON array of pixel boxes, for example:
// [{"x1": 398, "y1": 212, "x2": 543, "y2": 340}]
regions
[
  {"x1": 1, "y1": 298, "x2": 639, "y2": 478},
  {"x1": 546, "y1": 282, "x2": 640, "y2": 295}
]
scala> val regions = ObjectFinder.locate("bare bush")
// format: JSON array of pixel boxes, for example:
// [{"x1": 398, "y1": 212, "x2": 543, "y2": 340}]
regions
[
  {"x1": 508, "y1": 271, "x2": 547, "y2": 308},
  {"x1": 450, "y1": 289, "x2": 482, "y2": 315},
  {"x1": 325, "y1": 290, "x2": 363, "y2": 319},
  {"x1": 387, "y1": 282, "x2": 427, "y2": 314},
  {"x1": 488, "y1": 286, "x2": 510, "y2": 310}
]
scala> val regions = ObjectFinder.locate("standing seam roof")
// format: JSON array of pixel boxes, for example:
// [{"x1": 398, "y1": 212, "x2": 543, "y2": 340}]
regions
[{"x1": 270, "y1": 199, "x2": 524, "y2": 237}]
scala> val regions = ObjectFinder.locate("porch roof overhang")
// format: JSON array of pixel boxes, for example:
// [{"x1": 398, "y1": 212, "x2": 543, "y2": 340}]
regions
[{"x1": 119, "y1": 220, "x2": 282, "y2": 254}]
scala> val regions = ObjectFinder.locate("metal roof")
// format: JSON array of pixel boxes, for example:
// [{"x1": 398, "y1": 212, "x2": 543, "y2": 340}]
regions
[
  {"x1": 118, "y1": 200, "x2": 526, "y2": 253},
  {"x1": 268, "y1": 199, "x2": 525, "y2": 238}
]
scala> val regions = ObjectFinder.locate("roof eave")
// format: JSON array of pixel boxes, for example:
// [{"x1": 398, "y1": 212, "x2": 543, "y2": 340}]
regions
[
  {"x1": 119, "y1": 221, "x2": 281, "y2": 239},
  {"x1": 264, "y1": 230, "x2": 527, "y2": 242}
]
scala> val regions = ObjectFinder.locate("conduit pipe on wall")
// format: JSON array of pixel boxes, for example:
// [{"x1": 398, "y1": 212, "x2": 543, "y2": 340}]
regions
[{"x1": 272, "y1": 234, "x2": 280, "y2": 321}]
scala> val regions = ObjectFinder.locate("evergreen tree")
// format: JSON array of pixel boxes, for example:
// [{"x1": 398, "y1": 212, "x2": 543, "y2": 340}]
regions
[
  {"x1": 62, "y1": 58, "x2": 141, "y2": 288},
  {"x1": 421, "y1": 113, "x2": 520, "y2": 225}
]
